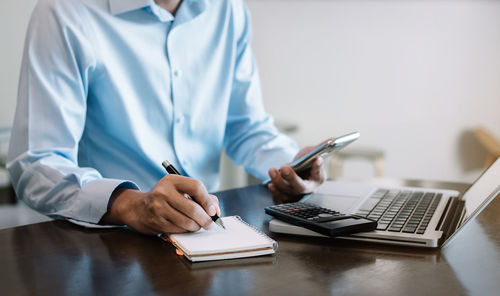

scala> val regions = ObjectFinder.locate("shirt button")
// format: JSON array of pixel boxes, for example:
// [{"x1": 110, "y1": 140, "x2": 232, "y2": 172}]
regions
[
  {"x1": 173, "y1": 69, "x2": 182, "y2": 77},
  {"x1": 176, "y1": 115, "x2": 185, "y2": 124}
]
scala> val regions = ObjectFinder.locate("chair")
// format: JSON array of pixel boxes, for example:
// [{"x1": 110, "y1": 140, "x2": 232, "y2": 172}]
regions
[{"x1": 474, "y1": 127, "x2": 500, "y2": 168}]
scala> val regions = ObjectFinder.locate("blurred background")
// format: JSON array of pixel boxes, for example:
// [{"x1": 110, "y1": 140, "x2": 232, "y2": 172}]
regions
[{"x1": 1, "y1": 0, "x2": 500, "y2": 228}]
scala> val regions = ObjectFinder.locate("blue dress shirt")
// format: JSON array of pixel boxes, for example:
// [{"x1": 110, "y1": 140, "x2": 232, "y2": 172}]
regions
[{"x1": 7, "y1": 0, "x2": 298, "y2": 225}]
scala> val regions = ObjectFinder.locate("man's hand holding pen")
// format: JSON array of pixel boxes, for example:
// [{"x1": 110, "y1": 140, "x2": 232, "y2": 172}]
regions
[{"x1": 101, "y1": 174, "x2": 221, "y2": 235}]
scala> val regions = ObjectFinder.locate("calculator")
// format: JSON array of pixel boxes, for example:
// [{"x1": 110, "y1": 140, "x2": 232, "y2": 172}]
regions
[{"x1": 265, "y1": 202, "x2": 377, "y2": 237}]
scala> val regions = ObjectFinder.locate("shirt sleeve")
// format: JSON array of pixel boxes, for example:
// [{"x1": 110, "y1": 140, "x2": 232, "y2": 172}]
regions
[
  {"x1": 6, "y1": 0, "x2": 138, "y2": 226},
  {"x1": 223, "y1": 2, "x2": 299, "y2": 180}
]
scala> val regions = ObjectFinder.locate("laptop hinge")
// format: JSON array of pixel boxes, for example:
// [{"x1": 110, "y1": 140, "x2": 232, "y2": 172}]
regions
[{"x1": 437, "y1": 197, "x2": 465, "y2": 247}]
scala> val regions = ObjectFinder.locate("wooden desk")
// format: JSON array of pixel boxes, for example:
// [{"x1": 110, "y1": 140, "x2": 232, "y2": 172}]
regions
[{"x1": 1, "y1": 180, "x2": 499, "y2": 295}]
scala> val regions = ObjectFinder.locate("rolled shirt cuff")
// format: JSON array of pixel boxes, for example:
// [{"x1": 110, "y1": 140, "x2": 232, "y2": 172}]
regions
[{"x1": 68, "y1": 178, "x2": 139, "y2": 227}]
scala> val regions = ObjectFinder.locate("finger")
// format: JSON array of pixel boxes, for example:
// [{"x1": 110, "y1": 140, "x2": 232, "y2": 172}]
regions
[
  {"x1": 172, "y1": 176, "x2": 219, "y2": 217},
  {"x1": 269, "y1": 183, "x2": 301, "y2": 203},
  {"x1": 280, "y1": 165, "x2": 312, "y2": 194},
  {"x1": 164, "y1": 191, "x2": 212, "y2": 230},
  {"x1": 158, "y1": 175, "x2": 218, "y2": 229},
  {"x1": 268, "y1": 167, "x2": 296, "y2": 195},
  {"x1": 147, "y1": 184, "x2": 205, "y2": 231},
  {"x1": 208, "y1": 194, "x2": 221, "y2": 216},
  {"x1": 268, "y1": 167, "x2": 280, "y2": 182},
  {"x1": 156, "y1": 219, "x2": 189, "y2": 234},
  {"x1": 159, "y1": 196, "x2": 202, "y2": 231},
  {"x1": 268, "y1": 183, "x2": 286, "y2": 203},
  {"x1": 269, "y1": 167, "x2": 309, "y2": 199}
]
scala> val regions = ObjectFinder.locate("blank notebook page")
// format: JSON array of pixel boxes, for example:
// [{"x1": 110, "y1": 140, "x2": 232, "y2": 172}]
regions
[{"x1": 169, "y1": 216, "x2": 274, "y2": 255}]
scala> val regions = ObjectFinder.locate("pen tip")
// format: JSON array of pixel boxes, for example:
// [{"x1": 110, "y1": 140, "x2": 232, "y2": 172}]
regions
[{"x1": 215, "y1": 219, "x2": 226, "y2": 230}]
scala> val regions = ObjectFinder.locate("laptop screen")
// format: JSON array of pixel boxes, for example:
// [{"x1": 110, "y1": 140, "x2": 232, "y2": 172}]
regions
[
  {"x1": 442, "y1": 158, "x2": 500, "y2": 247},
  {"x1": 460, "y1": 157, "x2": 500, "y2": 225}
]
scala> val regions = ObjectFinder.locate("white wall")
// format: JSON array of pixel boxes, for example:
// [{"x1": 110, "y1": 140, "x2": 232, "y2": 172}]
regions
[
  {"x1": 247, "y1": 0, "x2": 500, "y2": 182},
  {"x1": 1, "y1": 1, "x2": 499, "y2": 187},
  {"x1": 0, "y1": 0, "x2": 37, "y2": 127}
]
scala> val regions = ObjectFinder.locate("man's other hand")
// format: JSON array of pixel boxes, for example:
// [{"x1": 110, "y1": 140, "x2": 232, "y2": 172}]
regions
[
  {"x1": 267, "y1": 146, "x2": 327, "y2": 203},
  {"x1": 100, "y1": 175, "x2": 220, "y2": 235}
]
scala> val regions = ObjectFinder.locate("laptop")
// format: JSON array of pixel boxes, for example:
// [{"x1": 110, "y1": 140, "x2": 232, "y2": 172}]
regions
[{"x1": 269, "y1": 157, "x2": 500, "y2": 248}]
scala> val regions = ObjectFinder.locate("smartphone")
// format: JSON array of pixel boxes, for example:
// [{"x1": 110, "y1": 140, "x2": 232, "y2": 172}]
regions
[{"x1": 291, "y1": 131, "x2": 360, "y2": 174}]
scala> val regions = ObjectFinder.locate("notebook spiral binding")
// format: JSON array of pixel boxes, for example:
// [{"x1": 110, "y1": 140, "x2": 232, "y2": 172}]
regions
[{"x1": 234, "y1": 216, "x2": 278, "y2": 251}]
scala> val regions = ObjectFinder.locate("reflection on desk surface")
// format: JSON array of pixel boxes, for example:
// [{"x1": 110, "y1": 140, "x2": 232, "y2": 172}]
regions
[
  {"x1": 176, "y1": 251, "x2": 278, "y2": 271},
  {"x1": 442, "y1": 197, "x2": 500, "y2": 294}
]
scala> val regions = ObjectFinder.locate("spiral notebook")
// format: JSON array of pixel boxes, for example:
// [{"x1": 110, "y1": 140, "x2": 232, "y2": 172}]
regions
[{"x1": 163, "y1": 216, "x2": 277, "y2": 262}]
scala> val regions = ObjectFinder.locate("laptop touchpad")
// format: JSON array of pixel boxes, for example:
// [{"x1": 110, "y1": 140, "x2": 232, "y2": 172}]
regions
[{"x1": 301, "y1": 181, "x2": 376, "y2": 213}]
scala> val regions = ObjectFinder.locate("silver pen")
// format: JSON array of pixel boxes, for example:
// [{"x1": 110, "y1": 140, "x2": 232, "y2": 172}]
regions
[{"x1": 162, "y1": 160, "x2": 226, "y2": 229}]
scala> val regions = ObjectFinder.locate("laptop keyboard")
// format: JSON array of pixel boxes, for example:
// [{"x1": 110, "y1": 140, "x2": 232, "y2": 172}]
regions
[{"x1": 355, "y1": 189, "x2": 442, "y2": 234}]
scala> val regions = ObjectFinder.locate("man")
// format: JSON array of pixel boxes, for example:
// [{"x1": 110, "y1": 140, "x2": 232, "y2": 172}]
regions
[{"x1": 7, "y1": 0, "x2": 326, "y2": 235}]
